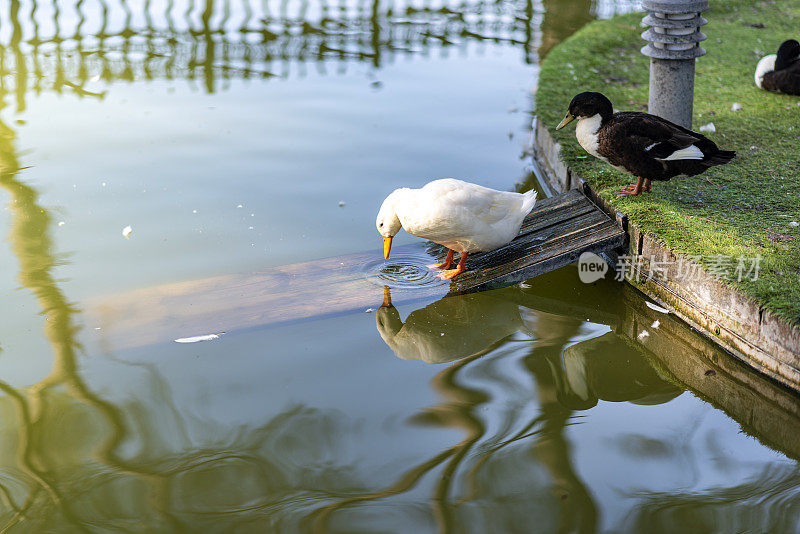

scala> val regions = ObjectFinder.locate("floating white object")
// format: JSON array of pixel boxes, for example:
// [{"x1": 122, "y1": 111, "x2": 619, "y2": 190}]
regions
[
  {"x1": 338, "y1": 201, "x2": 346, "y2": 207},
  {"x1": 122, "y1": 225, "x2": 133, "y2": 238},
  {"x1": 698, "y1": 122, "x2": 716, "y2": 133},
  {"x1": 731, "y1": 103, "x2": 742, "y2": 111},
  {"x1": 652, "y1": 320, "x2": 660, "y2": 329},
  {"x1": 645, "y1": 301, "x2": 670, "y2": 314},
  {"x1": 365, "y1": 308, "x2": 374, "y2": 313},
  {"x1": 638, "y1": 330, "x2": 650, "y2": 341},
  {"x1": 58, "y1": 221, "x2": 65, "y2": 227},
  {"x1": 174, "y1": 333, "x2": 222, "y2": 343}
]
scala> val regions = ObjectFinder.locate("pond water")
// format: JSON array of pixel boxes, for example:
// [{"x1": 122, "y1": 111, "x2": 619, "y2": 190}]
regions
[{"x1": 1, "y1": 0, "x2": 799, "y2": 532}]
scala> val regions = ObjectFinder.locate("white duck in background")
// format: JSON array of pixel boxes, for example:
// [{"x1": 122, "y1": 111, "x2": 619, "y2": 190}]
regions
[{"x1": 376, "y1": 178, "x2": 538, "y2": 279}]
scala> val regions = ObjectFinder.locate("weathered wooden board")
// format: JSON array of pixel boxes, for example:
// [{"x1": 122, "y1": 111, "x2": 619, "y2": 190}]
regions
[
  {"x1": 442, "y1": 189, "x2": 626, "y2": 293},
  {"x1": 85, "y1": 189, "x2": 626, "y2": 350}
]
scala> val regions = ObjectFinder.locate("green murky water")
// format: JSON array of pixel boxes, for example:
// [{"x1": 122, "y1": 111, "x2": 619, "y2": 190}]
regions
[{"x1": 0, "y1": 0, "x2": 799, "y2": 532}]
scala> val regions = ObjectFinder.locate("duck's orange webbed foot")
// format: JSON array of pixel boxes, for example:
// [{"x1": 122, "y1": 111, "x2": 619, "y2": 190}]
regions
[
  {"x1": 427, "y1": 249, "x2": 454, "y2": 270},
  {"x1": 615, "y1": 177, "x2": 644, "y2": 198},
  {"x1": 437, "y1": 252, "x2": 468, "y2": 280},
  {"x1": 438, "y1": 267, "x2": 466, "y2": 280}
]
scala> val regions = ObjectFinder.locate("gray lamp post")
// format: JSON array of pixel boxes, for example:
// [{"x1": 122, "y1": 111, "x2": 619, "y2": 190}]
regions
[{"x1": 641, "y1": 0, "x2": 708, "y2": 129}]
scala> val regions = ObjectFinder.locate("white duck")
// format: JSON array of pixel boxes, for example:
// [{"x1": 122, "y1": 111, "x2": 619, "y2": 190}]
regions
[{"x1": 376, "y1": 179, "x2": 538, "y2": 279}]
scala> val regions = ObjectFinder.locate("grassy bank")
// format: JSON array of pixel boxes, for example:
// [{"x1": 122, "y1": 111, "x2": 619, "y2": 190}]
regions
[{"x1": 536, "y1": 0, "x2": 800, "y2": 323}]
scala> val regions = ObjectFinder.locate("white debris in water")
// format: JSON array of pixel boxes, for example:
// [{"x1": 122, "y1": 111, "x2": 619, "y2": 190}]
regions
[
  {"x1": 58, "y1": 221, "x2": 65, "y2": 227},
  {"x1": 248, "y1": 226, "x2": 254, "y2": 230},
  {"x1": 90, "y1": 74, "x2": 101, "y2": 83},
  {"x1": 698, "y1": 122, "x2": 716, "y2": 133},
  {"x1": 192, "y1": 209, "x2": 198, "y2": 214},
  {"x1": 440, "y1": 332, "x2": 445, "y2": 336},
  {"x1": 789, "y1": 221, "x2": 799, "y2": 227},
  {"x1": 338, "y1": 201, "x2": 346, "y2": 207},
  {"x1": 652, "y1": 320, "x2": 660, "y2": 329},
  {"x1": 237, "y1": 204, "x2": 243, "y2": 208},
  {"x1": 122, "y1": 225, "x2": 133, "y2": 238},
  {"x1": 645, "y1": 301, "x2": 670, "y2": 314},
  {"x1": 174, "y1": 333, "x2": 223, "y2": 343},
  {"x1": 638, "y1": 330, "x2": 650, "y2": 341},
  {"x1": 101, "y1": 182, "x2": 107, "y2": 187},
  {"x1": 365, "y1": 308, "x2": 374, "y2": 313},
  {"x1": 518, "y1": 282, "x2": 532, "y2": 289},
  {"x1": 731, "y1": 102, "x2": 742, "y2": 112}
]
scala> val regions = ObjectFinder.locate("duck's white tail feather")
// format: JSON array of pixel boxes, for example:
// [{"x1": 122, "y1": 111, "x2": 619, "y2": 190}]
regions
[
  {"x1": 522, "y1": 189, "x2": 538, "y2": 214},
  {"x1": 755, "y1": 54, "x2": 776, "y2": 88},
  {"x1": 662, "y1": 145, "x2": 704, "y2": 161}
]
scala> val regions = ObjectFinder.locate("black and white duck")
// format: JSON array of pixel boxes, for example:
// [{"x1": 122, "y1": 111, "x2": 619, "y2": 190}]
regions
[
  {"x1": 755, "y1": 39, "x2": 800, "y2": 95},
  {"x1": 555, "y1": 92, "x2": 736, "y2": 197}
]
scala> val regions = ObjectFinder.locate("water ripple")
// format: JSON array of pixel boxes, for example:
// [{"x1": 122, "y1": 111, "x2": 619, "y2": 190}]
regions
[{"x1": 362, "y1": 253, "x2": 448, "y2": 289}]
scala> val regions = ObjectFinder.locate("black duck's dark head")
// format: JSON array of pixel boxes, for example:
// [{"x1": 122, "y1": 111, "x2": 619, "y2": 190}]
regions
[
  {"x1": 775, "y1": 39, "x2": 800, "y2": 70},
  {"x1": 555, "y1": 92, "x2": 613, "y2": 130}
]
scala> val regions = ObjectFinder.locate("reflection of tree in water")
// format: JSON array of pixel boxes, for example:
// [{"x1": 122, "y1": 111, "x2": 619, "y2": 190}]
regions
[
  {"x1": 0, "y1": 0, "x2": 542, "y2": 106},
  {"x1": 0, "y1": 111, "x2": 360, "y2": 530},
  {"x1": 0, "y1": 0, "x2": 642, "y2": 107}
]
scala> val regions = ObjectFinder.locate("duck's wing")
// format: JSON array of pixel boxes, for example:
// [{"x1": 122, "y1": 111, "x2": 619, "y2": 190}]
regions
[
  {"x1": 764, "y1": 62, "x2": 800, "y2": 94},
  {"x1": 606, "y1": 112, "x2": 707, "y2": 160},
  {"x1": 444, "y1": 185, "x2": 523, "y2": 226},
  {"x1": 421, "y1": 179, "x2": 519, "y2": 224}
]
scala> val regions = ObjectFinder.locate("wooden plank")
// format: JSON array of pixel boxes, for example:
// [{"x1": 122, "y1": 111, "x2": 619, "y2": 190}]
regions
[
  {"x1": 85, "y1": 190, "x2": 626, "y2": 351},
  {"x1": 440, "y1": 198, "x2": 627, "y2": 292}
]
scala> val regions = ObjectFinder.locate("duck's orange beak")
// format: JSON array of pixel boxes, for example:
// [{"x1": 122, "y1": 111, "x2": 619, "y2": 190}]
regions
[
  {"x1": 383, "y1": 236, "x2": 393, "y2": 259},
  {"x1": 381, "y1": 285, "x2": 392, "y2": 308}
]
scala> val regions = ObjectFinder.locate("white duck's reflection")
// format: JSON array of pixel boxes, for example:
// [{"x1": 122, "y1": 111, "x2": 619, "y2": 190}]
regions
[{"x1": 376, "y1": 287, "x2": 527, "y2": 364}]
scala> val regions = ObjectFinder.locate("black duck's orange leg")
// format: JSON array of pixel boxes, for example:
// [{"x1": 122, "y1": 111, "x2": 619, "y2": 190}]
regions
[
  {"x1": 428, "y1": 249, "x2": 454, "y2": 270},
  {"x1": 644, "y1": 178, "x2": 652, "y2": 192},
  {"x1": 616, "y1": 176, "x2": 644, "y2": 197},
  {"x1": 439, "y1": 252, "x2": 468, "y2": 280}
]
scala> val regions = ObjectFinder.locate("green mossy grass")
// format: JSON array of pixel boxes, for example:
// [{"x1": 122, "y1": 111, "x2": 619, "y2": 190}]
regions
[{"x1": 536, "y1": 0, "x2": 800, "y2": 323}]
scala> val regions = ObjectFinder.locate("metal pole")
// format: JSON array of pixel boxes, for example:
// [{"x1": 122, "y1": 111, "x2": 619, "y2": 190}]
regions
[{"x1": 641, "y1": 0, "x2": 708, "y2": 129}]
